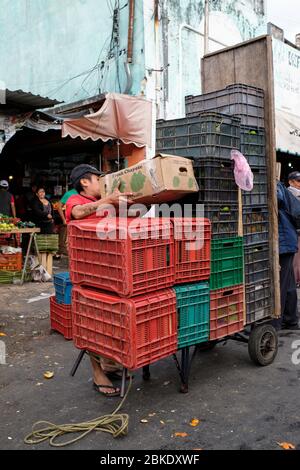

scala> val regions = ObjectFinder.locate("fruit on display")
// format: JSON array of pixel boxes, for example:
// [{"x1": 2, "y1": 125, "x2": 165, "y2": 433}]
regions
[
  {"x1": 0, "y1": 214, "x2": 36, "y2": 232},
  {"x1": 0, "y1": 214, "x2": 20, "y2": 231},
  {"x1": 0, "y1": 223, "x2": 16, "y2": 232}
]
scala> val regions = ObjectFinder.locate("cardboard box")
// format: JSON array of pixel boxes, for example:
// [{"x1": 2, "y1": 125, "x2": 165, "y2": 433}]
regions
[{"x1": 100, "y1": 154, "x2": 199, "y2": 204}]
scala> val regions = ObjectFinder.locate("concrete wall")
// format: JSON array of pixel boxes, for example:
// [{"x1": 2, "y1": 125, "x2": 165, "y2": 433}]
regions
[
  {"x1": 0, "y1": 0, "x2": 146, "y2": 104},
  {"x1": 0, "y1": 0, "x2": 265, "y2": 117},
  {"x1": 158, "y1": 0, "x2": 266, "y2": 119}
]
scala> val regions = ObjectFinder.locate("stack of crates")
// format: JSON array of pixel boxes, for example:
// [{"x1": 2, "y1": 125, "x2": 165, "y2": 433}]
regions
[
  {"x1": 51, "y1": 272, "x2": 73, "y2": 340},
  {"x1": 172, "y1": 218, "x2": 211, "y2": 349},
  {"x1": 210, "y1": 238, "x2": 245, "y2": 339},
  {"x1": 68, "y1": 217, "x2": 212, "y2": 367},
  {"x1": 157, "y1": 108, "x2": 246, "y2": 341},
  {"x1": 240, "y1": 121, "x2": 271, "y2": 324},
  {"x1": 68, "y1": 218, "x2": 177, "y2": 370},
  {"x1": 183, "y1": 83, "x2": 271, "y2": 325},
  {"x1": 156, "y1": 112, "x2": 240, "y2": 239},
  {"x1": 185, "y1": 84, "x2": 264, "y2": 128}
]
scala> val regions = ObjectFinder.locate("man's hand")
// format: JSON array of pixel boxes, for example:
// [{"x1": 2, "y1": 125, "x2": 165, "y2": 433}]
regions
[
  {"x1": 71, "y1": 191, "x2": 135, "y2": 220},
  {"x1": 47, "y1": 214, "x2": 53, "y2": 220},
  {"x1": 104, "y1": 190, "x2": 134, "y2": 206}
]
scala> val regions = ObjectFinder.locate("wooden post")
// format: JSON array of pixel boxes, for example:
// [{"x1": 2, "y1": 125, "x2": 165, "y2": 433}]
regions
[
  {"x1": 41, "y1": 253, "x2": 47, "y2": 271},
  {"x1": 276, "y1": 162, "x2": 281, "y2": 181},
  {"x1": 266, "y1": 36, "x2": 281, "y2": 318},
  {"x1": 40, "y1": 252, "x2": 53, "y2": 276},
  {"x1": 238, "y1": 189, "x2": 246, "y2": 324},
  {"x1": 46, "y1": 253, "x2": 53, "y2": 276}
]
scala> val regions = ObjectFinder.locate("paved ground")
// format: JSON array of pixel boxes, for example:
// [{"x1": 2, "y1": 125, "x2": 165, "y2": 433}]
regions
[{"x1": 1, "y1": 261, "x2": 300, "y2": 451}]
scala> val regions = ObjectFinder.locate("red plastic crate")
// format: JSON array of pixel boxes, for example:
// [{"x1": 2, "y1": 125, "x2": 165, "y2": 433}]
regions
[
  {"x1": 210, "y1": 284, "x2": 244, "y2": 340},
  {"x1": 173, "y1": 218, "x2": 211, "y2": 284},
  {"x1": 50, "y1": 296, "x2": 73, "y2": 340},
  {"x1": 68, "y1": 218, "x2": 175, "y2": 297},
  {"x1": 0, "y1": 252, "x2": 22, "y2": 271},
  {"x1": 72, "y1": 286, "x2": 178, "y2": 369}
]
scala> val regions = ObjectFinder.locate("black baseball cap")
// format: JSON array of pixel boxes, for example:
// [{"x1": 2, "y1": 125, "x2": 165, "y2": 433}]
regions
[
  {"x1": 70, "y1": 164, "x2": 103, "y2": 185},
  {"x1": 288, "y1": 171, "x2": 300, "y2": 181}
]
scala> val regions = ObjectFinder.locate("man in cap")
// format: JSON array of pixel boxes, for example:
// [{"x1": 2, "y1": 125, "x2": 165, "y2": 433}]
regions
[
  {"x1": 288, "y1": 172, "x2": 300, "y2": 288},
  {"x1": 66, "y1": 164, "x2": 133, "y2": 396},
  {"x1": 287, "y1": 171, "x2": 300, "y2": 200},
  {"x1": 0, "y1": 180, "x2": 16, "y2": 217},
  {"x1": 277, "y1": 177, "x2": 300, "y2": 330}
]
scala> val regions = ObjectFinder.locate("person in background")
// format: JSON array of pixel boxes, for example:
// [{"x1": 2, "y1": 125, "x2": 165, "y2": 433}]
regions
[
  {"x1": 0, "y1": 180, "x2": 16, "y2": 217},
  {"x1": 25, "y1": 183, "x2": 37, "y2": 220},
  {"x1": 14, "y1": 192, "x2": 27, "y2": 220},
  {"x1": 287, "y1": 172, "x2": 300, "y2": 286},
  {"x1": 277, "y1": 180, "x2": 300, "y2": 330},
  {"x1": 56, "y1": 187, "x2": 77, "y2": 256},
  {"x1": 66, "y1": 164, "x2": 133, "y2": 397},
  {"x1": 31, "y1": 187, "x2": 55, "y2": 234}
]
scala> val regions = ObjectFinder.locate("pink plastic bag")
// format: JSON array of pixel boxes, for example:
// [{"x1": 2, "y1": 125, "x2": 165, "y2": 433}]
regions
[{"x1": 231, "y1": 149, "x2": 253, "y2": 191}]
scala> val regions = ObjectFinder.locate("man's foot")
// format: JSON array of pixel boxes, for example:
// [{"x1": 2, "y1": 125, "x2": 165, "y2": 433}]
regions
[
  {"x1": 93, "y1": 371, "x2": 120, "y2": 396},
  {"x1": 93, "y1": 383, "x2": 120, "y2": 397}
]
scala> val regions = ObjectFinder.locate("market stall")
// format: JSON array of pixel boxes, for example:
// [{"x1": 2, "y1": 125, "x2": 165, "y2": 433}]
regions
[{"x1": 0, "y1": 227, "x2": 41, "y2": 285}]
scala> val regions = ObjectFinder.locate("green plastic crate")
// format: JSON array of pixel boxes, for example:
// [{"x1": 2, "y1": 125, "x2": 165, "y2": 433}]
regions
[
  {"x1": 36, "y1": 234, "x2": 59, "y2": 253},
  {"x1": 0, "y1": 270, "x2": 32, "y2": 284},
  {"x1": 174, "y1": 282, "x2": 210, "y2": 349},
  {"x1": 210, "y1": 237, "x2": 244, "y2": 290}
]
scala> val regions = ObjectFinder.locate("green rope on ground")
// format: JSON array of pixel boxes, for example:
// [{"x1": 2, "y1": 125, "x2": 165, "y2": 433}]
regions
[{"x1": 24, "y1": 376, "x2": 132, "y2": 447}]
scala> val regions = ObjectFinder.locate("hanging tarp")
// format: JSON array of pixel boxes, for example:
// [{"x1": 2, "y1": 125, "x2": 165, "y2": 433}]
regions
[
  {"x1": 276, "y1": 109, "x2": 300, "y2": 156},
  {"x1": 273, "y1": 38, "x2": 300, "y2": 155},
  {"x1": 0, "y1": 113, "x2": 31, "y2": 153},
  {"x1": 61, "y1": 93, "x2": 152, "y2": 148}
]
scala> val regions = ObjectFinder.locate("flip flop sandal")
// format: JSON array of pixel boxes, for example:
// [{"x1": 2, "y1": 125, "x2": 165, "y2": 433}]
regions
[{"x1": 93, "y1": 383, "x2": 120, "y2": 397}]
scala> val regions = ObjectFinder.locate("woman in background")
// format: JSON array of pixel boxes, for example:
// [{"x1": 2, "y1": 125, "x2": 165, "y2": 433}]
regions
[{"x1": 31, "y1": 187, "x2": 54, "y2": 234}]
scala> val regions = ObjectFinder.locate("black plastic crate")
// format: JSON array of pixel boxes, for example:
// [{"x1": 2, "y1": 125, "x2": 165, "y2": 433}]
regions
[
  {"x1": 185, "y1": 84, "x2": 264, "y2": 127},
  {"x1": 204, "y1": 204, "x2": 238, "y2": 239},
  {"x1": 243, "y1": 206, "x2": 269, "y2": 246},
  {"x1": 175, "y1": 200, "x2": 238, "y2": 239},
  {"x1": 244, "y1": 242, "x2": 270, "y2": 285},
  {"x1": 240, "y1": 125, "x2": 266, "y2": 168},
  {"x1": 246, "y1": 279, "x2": 271, "y2": 324},
  {"x1": 156, "y1": 113, "x2": 241, "y2": 159},
  {"x1": 242, "y1": 168, "x2": 268, "y2": 206},
  {"x1": 193, "y1": 158, "x2": 238, "y2": 204}
]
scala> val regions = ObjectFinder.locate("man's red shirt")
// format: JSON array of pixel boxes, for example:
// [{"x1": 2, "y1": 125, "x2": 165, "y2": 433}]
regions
[{"x1": 66, "y1": 193, "x2": 98, "y2": 224}]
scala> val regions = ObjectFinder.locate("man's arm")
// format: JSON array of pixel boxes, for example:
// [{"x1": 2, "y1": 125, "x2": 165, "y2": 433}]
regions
[
  {"x1": 11, "y1": 202, "x2": 16, "y2": 218},
  {"x1": 71, "y1": 193, "x2": 134, "y2": 220},
  {"x1": 10, "y1": 196, "x2": 16, "y2": 218},
  {"x1": 71, "y1": 199, "x2": 105, "y2": 219},
  {"x1": 57, "y1": 201, "x2": 66, "y2": 225}
]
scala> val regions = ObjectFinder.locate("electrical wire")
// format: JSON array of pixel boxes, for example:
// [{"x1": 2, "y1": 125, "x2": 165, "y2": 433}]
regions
[
  {"x1": 46, "y1": 0, "x2": 152, "y2": 99},
  {"x1": 24, "y1": 375, "x2": 132, "y2": 447}
]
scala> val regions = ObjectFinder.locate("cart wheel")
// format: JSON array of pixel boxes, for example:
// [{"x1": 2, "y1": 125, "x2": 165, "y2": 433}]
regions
[
  {"x1": 248, "y1": 324, "x2": 278, "y2": 366},
  {"x1": 197, "y1": 340, "x2": 217, "y2": 352},
  {"x1": 180, "y1": 383, "x2": 189, "y2": 394}
]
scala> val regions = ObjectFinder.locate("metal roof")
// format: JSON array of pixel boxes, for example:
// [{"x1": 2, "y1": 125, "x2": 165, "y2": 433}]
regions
[
  {"x1": 49, "y1": 93, "x2": 106, "y2": 117},
  {"x1": 0, "y1": 88, "x2": 62, "y2": 113}
]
